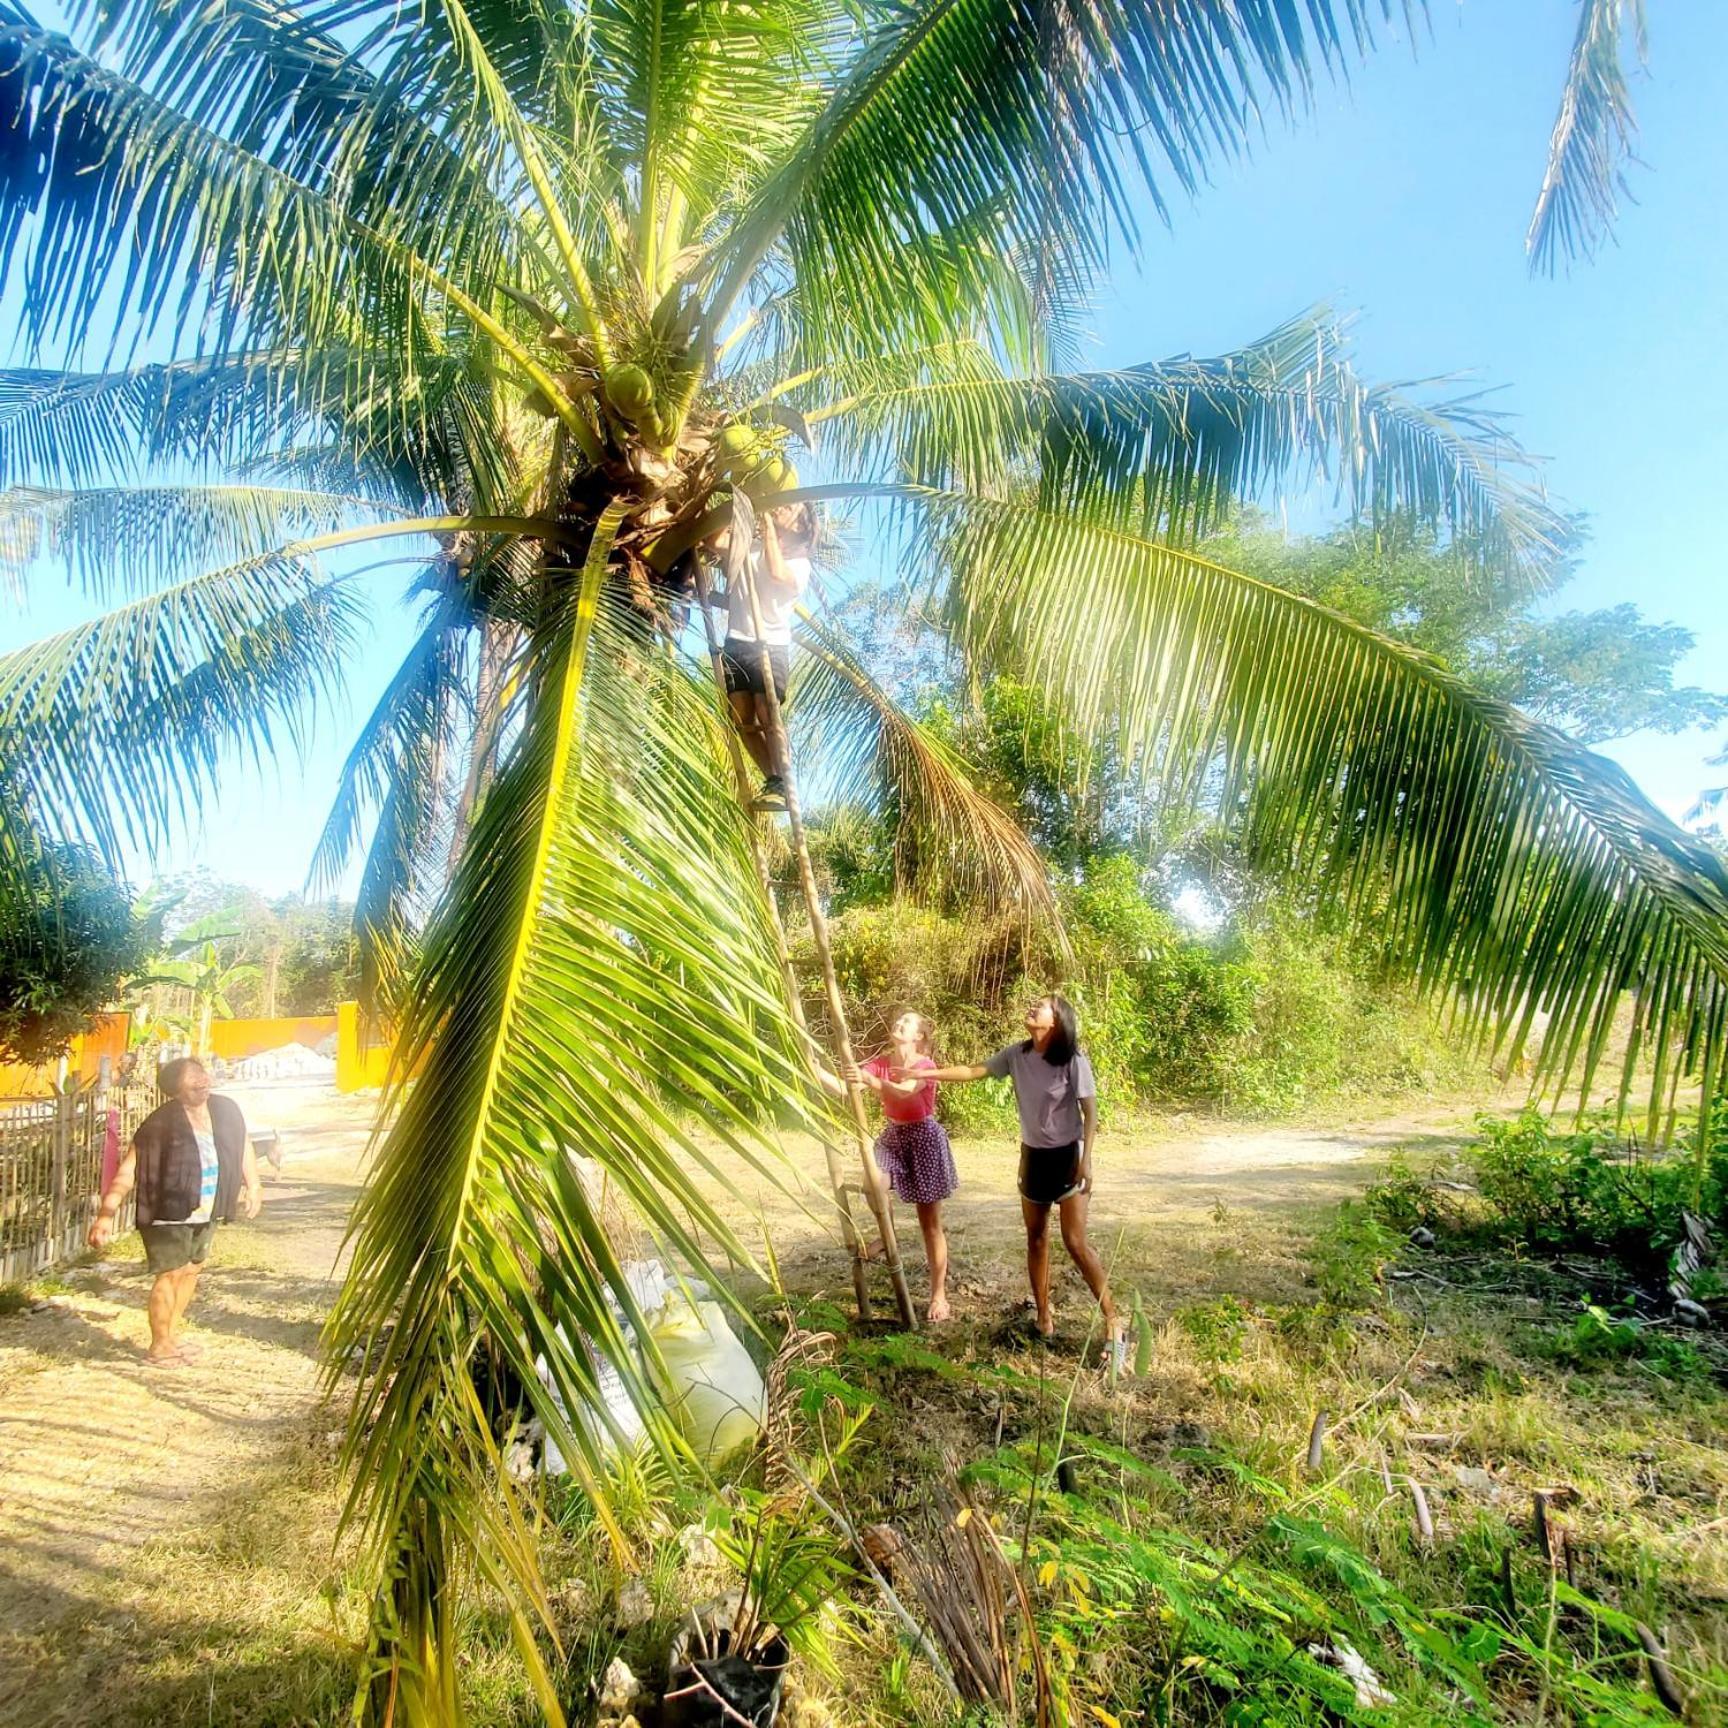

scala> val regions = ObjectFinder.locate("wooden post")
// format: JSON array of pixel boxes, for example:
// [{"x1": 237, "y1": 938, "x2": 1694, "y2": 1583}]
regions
[
  {"x1": 693, "y1": 562, "x2": 874, "y2": 1321},
  {"x1": 739, "y1": 512, "x2": 916, "y2": 1329},
  {"x1": 49, "y1": 1083, "x2": 71, "y2": 1264}
]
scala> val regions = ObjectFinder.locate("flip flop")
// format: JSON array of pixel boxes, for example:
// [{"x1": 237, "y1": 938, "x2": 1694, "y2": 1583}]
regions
[
  {"x1": 143, "y1": 1351, "x2": 187, "y2": 1369},
  {"x1": 173, "y1": 1340, "x2": 203, "y2": 1361}
]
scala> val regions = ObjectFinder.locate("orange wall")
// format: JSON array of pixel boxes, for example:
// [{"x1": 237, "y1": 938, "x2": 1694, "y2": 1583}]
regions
[
  {"x1": 336, "y1": 1001, "x2": 393, "y2": 1093},
  {"x1": 0, "y1": 1012, "x2": 133, "y2": 1098},
  {"x1": 208, "y1": 1015, "x2": 339, "y2": 1062},
  {"x1": 3, "y1": 1007, "x2": 401, "y2": 1099}
]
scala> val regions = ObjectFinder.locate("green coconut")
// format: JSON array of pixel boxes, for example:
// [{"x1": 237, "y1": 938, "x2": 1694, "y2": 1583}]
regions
[
  {"x1": 741, "y1": 454, "x2": 800, "y2": 500},
  {"x1": 603, "y1": 361, "x2": 655, "y2": 421},
  {"x1": 714, "y1": 423, "x2": 761, "y2": 469}
]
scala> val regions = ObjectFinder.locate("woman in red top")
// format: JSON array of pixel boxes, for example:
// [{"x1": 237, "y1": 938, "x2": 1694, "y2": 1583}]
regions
[{"x1": 827, "y1": 1010, "x2": 958, "y2": 1322}]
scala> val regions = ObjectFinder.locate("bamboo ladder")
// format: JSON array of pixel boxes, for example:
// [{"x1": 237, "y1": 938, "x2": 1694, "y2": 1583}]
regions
[{"x1": 690, "y1": 513, "x2": 918, "y2": 1329}]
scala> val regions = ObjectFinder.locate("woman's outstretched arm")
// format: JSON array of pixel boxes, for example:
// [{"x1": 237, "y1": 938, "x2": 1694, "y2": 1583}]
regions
[{"x1": 897, "y1": 1062, "x2": 990, "y2": 1082}]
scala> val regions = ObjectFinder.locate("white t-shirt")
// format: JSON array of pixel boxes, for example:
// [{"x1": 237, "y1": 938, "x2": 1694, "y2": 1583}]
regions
[{"x1": 723, "y1": 551, "x2": 810, "y2": 647}]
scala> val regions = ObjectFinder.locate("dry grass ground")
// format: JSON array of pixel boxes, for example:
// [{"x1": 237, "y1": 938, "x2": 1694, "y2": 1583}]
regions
[{"x1": 1, "y1": 1078, "x2": 1721, "y2": 1726}]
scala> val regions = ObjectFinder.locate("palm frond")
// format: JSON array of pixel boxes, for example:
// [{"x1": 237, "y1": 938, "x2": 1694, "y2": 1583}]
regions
[
  {"x1": 789, "y1": 612, "x2": 1058, "y2": 923},
  {"x1": 919, "y1": 488, "x2": 1728, "y2": 1131},
  {"x1": 1527, "y1": 0, "x2": 1647, "y2": 274},
  {"x1": 327, "y1": 550, "x2": 820, "y2": 1718},
  {"x1": 310, "y1": 590, "x2": 476, "y2": 1016},
  {"x1": 0, "y1": 7, "x2": 507, "y2": 356},
  {"x1": 708, "y1": 0, "x2": 1400, "y2": 343},
  {"x1": 0, "y1": 349, "x2": 510, "y2": 510},
  {"x1": 0, "y1": 555, "x2": 364, "y2": 868},
  {"x1": 0, "y1": 483, "x2": 399, "y2": 595},
  {"x1": 70, "y1": 0, "x2": 520, "y2": 202},
  {"x1": 811, "y1": 312, "x2": 1568, "y2": 587},
  {"x1": 590, "y1": 0, "x2": 836, "y2": 299}
]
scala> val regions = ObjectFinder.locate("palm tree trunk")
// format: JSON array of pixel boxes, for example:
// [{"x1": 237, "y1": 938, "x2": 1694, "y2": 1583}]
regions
[
  {"x1": 692, "y1": 564, "x2": 875, "y2": 1320},
  {"x1": 739, "y1": 518, "x2": 917, "y2": 1329},
  {"x1": 449, "y1": 618, "x2": 519, "y2": 873}
]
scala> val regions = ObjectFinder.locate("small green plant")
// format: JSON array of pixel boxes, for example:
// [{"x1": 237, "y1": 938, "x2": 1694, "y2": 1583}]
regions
[
  {"x1": 1364, "y1": 1151, "x2": 1444, "y2": 1233},
  {"x1": 1640, "y1": 1332, "x2": 1710, "y2": 1382},
  {"x1": 1309, "y1": 1203, "x2": 1399, "y2": 1310},
  {"x1": 1175, "y1": 1295, "x2": 1250, "y2": 1364},
  {"x1": 0, "y1": 1283, "x2": 28, "y2": 1317},
  {"x1": 1551, "y1": 1303, "x2": 1641, "y2": 1367},
  {"x1": 704, "y1": 1397, "x2": 868, "y2": 1671}
]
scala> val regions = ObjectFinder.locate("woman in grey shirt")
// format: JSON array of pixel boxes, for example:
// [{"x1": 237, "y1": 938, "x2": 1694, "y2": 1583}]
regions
[{"x1": 904, "y1": 995, "x2": 1122, "y2": 1363}]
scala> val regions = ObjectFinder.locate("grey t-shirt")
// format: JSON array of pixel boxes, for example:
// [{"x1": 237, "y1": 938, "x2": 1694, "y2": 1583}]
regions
[{"x1": 983, "y1": 1043, "x2": 1095, "y2": 1148}]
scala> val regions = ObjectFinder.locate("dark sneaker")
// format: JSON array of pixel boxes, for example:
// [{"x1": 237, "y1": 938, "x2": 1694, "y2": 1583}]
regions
[{"x1": 753, "y1": 776, "x2": 787, "y2": 813}]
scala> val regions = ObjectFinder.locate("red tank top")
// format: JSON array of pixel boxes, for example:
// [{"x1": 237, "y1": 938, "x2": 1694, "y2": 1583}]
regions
[{"x1": 864, "y1": 1054, "x2": 936, "y2": 1123}]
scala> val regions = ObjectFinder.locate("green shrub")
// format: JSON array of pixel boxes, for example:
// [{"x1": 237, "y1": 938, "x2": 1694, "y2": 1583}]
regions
[
  {"x1": 792, "y1": 858, "x2": 1483, "y2": 1133},
  {"x1": 1467, "y1": 1106, "x2": 1728, "y2": 1267},
  {"x1": 1363, "y1": 1152, "x2": 1447, "y2": 1234},
  {"x1": 1308, "y1": 1203, "x2": 1400, "y2": 1310}
]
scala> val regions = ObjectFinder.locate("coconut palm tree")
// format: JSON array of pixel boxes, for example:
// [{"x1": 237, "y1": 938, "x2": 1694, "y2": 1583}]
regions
[{"x1": 0, "y1": 0, "x2": 1708, "y2": 1717}]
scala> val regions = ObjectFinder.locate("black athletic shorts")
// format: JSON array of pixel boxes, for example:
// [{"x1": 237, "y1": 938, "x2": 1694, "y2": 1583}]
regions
[
  {"x1": 141, "y1": 1220, "x2": 216, "y2": 1276},
  {"x1": 1019, "y1": 1142, "x2": 1085, "y2": 1206},
  {"x1": 721, "y1": 637, "x2": 790, "y2": 700}
]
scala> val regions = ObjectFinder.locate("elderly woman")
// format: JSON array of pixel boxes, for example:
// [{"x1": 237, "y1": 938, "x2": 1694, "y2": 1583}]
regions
[{"x1": 88, "y1": 1056, "x2": 262, "y2": 1365}]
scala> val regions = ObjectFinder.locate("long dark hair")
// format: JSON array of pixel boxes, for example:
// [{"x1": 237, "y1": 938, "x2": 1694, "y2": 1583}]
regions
[{"x1": 1032, "y1": 994, "x2": 1080, "y2": 1066}]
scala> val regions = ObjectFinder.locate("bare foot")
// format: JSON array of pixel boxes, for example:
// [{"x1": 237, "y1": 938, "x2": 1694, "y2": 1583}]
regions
[
  {"x1": 173, "y1": 1339, "x2": 202, "y2": 1361},
  {"x1": 927, "y1": 1294, "x2": 952, "y2": 1323},
  {"x1": 143, "y1": 1349, "x2": 185, "y2": 1368},
  {"x1": 858, "y1": 1238, "x2": 887, "y2": 1263}
]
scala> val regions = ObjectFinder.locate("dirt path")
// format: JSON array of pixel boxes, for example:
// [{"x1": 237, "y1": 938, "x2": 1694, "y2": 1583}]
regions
[
  {"x1": 0, "y1": 1084, "x2": 1474, "y2": 1726},
  {"x1": 702, "y1": 1107, "x2": 1476, "y2": 1319},
  {"x1": 0, "y1": 1079, "x2": 368, "y2": 1728}
]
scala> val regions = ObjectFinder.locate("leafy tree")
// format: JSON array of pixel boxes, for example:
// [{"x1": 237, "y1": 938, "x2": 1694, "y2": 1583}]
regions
[
  {"x1": 142, "y1": 872, "x2": 362, "y2": 1015},
  {"x1": 0, "y1": 0, "x2": 1711, "y2": 1717},
  {"x1": 270, "y1": 898, "x2": 363, "y2": 1014},
  {"x1": 0, "y1": 844, "x2": 153, "y2": 1066},
  {"x1": 1217, "y1": 520, "x2": 1728, "y2": 745}
]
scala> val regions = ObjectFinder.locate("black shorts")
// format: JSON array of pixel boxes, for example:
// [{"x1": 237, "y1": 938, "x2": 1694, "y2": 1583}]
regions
[
  {"x1": 722, "y1": 637, "x2": 789, "y2": 700},
  {"x1": 1019, "y1": 1142, "x2": 1085, "y2": 1206},
  {"x1": 141, "y1": 1220, "x2": 216, "y2": 1275}
]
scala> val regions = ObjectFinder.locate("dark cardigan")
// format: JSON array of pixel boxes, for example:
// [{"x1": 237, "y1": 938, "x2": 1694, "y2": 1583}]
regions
[{"x1": 133, "y1": 1095, "x2": 248, "y2": 1226}]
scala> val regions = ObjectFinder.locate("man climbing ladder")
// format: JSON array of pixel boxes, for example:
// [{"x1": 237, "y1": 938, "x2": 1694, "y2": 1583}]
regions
[
  {"x1": 697, "y1": 503, "x2": 919, "y2": 1330},
  {"x1": 713, "y1": 502, "x2": 813, "y2": 812}
]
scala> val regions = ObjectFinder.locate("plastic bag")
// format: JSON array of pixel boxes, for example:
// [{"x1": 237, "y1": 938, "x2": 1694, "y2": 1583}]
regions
[
  {"x1": 537, "y1": 1260, "x2": 717, "y2": 1473},
  {"x1": 538, "y1": 1324, "x2": 647, "y2": 1472},
  {"x1": 647, "y1": 1296, "x2": 765, "y2": 1463}
]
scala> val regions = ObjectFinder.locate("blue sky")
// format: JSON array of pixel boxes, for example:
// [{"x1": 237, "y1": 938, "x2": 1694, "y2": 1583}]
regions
[{"x1": 6, "y1": 0, "x2": 1726, "y2": 898}]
